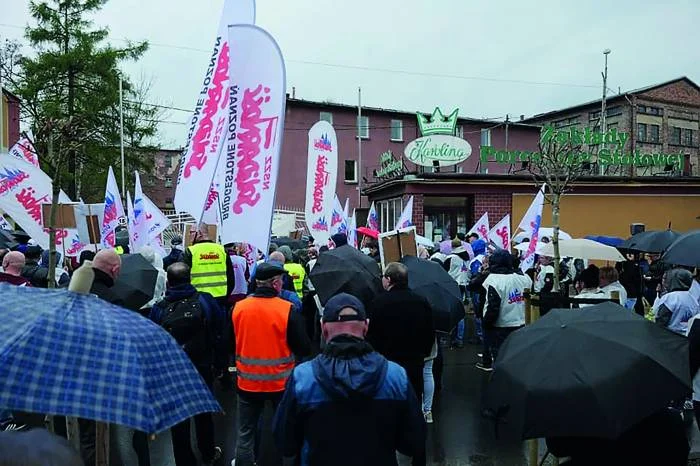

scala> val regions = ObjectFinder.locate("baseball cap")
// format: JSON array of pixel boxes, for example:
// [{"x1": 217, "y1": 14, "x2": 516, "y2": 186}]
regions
[
  {"x1": 255, "y1": 262, "x2": 286, "y2": 281},
  {"x1": 322, "y1": 293, "x2": 367, "y2": 322}
]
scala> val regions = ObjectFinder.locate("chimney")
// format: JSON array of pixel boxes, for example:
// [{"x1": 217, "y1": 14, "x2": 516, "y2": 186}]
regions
[
  {"x1": 520, "y1": 115, "x2": 525, "y2": 121},
  {"x1": 292, "y1": 86, "x2": 296, "y2": 99}
]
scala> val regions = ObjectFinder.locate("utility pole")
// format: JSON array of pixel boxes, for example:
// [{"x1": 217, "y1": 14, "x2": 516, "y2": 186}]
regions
[
  {"x1": 357, "y1": 87, "x2": 362, "y2": 207},
  {"x1": 600, "y1": 49, "x2": 611, "y2": 175},
  {"x1": 119, "y1": 75, "x2": 126, "y2": 201}
]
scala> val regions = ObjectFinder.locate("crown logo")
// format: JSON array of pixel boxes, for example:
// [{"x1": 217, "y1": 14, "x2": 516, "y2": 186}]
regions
[{"x1": 417, "y1": 107, "x2": 459, "y2": 136}]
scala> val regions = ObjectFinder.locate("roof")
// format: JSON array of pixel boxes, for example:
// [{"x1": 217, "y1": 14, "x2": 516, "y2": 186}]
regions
[
  {"x1": 522, "y1": 76, "x2": 700, "y2": 123},
  {"x1": 1, "y1": 87, "x2": 21, "y2": 103},
  {"x1": 287, "y1": 97, "x2": 539, "y2": 128}
]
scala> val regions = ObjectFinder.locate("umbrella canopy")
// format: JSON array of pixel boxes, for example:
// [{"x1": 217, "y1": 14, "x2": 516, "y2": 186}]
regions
[
  {"x1": 271, "y1": 236, "x2": 306, "y2": 250},
  {"x1": 356, "y1": 226, "x2": 379, "y2": 239},
  {"x1": 486, "y1": 303, "x2": 690, "y2": 440},
  {"x1": 0, "y1": 283, "x2": 221, "y2": 433},
  {"x1": 11, "y1": 230, "x2": 31, "y2": 244},
  {"x1": 538, "y1": 238, "x2": 626, "y2": 262},
  {"x1": 400, "y1": 256, "x2": 464, "y2": 332},
  {"x1": 584, "y1": 235, "x2": 624, "y2": 247},
  {"x1": 662, "y1": 230, "x2": 700, "y2": 268},
  {"x1": 0, "y1": 229, "x2": 19, "y2": 249},
  {"x1": 513, "y1": 228, "x2": 572, "y2": 244},
  {"x1": 309, "y1": 245, "x2": 382, "y2": 306},
  {"x1": 112, "y1": 253, "x2": 159, "y2": 311},
  {"x1": 620, "y1": 229, "x2": 681, "y2": 254}
]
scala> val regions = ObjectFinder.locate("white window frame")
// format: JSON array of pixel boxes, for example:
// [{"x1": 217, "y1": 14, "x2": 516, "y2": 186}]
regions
[
  {"x1": 456, "y1": 125, "x2": 464, "y2": 138},
  {"x1": 390, "y1": 119, "x2": 403, "y2": 142},
  {"x1": 480, "y1": 128, "x2": 491, "y2": 146},
  {"x1": 357, "y1": 116, "x2": 369, "y2": 139},
  {"x1": 165, "y1": 176, "x2": 173, "y2": 188},
  {"x1": 344, "y1": 160, "x2": 358, "y2": 183},
  {"x1": 320, "y1": 111, "x2": 333, "y2": 124}
]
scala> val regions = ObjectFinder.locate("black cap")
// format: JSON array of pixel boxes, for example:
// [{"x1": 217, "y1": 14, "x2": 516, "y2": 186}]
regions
[
  {"x1": 255, "y1": 262, "x2": 286, "y2": 281},
  {"x1": 322, "y1": 293, "x2": 367, "y2": 322}
]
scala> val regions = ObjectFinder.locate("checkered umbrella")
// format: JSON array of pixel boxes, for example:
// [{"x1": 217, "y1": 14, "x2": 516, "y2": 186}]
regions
[{"x1": 0, "y1": 283, "x2": 221, "y2": 433}]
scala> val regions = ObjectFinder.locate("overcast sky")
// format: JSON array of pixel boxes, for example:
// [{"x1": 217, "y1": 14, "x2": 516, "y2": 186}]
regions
[{"x1": 3, "y1": 0, "x2": 700, "y2": 148}]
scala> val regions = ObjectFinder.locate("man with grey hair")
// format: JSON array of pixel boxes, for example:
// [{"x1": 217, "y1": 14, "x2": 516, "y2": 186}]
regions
[{"x1": 273, "y1": 293, "x2": 426, "y2": 465}]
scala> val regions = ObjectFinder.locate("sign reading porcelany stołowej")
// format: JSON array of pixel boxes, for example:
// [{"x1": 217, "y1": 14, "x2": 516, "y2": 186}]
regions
[
  {"x1": 480, "y1": 125, "x2": 685, "y2": 169},
  {"x1": 404, "y1": 108, "x2": 472, "y2": 167}
]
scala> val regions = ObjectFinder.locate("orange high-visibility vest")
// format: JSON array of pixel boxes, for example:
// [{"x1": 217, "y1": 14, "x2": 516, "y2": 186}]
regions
[{"x1": 232, "y1": 296, "x2": 294, "y2": 393}]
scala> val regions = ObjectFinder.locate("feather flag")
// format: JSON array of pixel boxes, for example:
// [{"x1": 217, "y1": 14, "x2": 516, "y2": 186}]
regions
[
  {"x1": 468, "y1": 212, "x2": 490, "y2": 240},
  {"x1": 517, "y1": 185, "x2": 545, "y2": 272},
  {"x1": 100, "y1": 167, "x2": 126, "y2": 248}
]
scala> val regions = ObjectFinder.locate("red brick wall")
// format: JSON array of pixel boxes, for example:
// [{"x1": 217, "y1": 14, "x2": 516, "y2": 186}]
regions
[
  {"x1": 473, "y1": 193, "x2": 512, "y2": 227},
  {"x1": 409, "y1": 194, "x2": 424, "y2": 235},
  {"x1": 638, "y1": 80, "x2": 700, "y2": 107}
]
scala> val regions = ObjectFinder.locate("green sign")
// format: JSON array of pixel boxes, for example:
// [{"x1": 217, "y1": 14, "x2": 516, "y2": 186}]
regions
[
  {"x1": 404, "y1": 108, "x2": 472, "y2": 167},
  {"x1": 479, "y1": 125, "x2": 684, "y2": 169},
  {"x1": 375, "y1": 150, "x2": 404, "y2": 178}
]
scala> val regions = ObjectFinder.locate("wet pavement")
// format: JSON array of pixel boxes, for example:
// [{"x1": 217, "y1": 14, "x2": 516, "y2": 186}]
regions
[
  {"x1": 25, "y1": 337, "x2": 700, "y2": 465},
  {"x1": 111, "y1": 342, "x2": 543, "y2": 465}
]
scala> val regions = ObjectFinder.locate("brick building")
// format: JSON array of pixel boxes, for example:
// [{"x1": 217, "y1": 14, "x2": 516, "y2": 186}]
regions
[
  {"x1": 1, "y1": 88, "x2": 21, "y2": 151},
  {"x1": 522, "y1": 76, "x2": 700, "y2": 176}
]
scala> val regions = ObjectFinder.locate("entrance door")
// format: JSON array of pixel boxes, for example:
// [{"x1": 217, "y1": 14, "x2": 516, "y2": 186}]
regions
[{"x1": 423, "y1": 196, "x2": 472, "y2": 242}]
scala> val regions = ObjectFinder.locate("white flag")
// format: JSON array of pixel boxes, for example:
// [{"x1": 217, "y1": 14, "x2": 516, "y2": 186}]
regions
[
  {"x1": 131, "y1": 172, "x2": 150, "y2": 251},
  {"x1": 394, "y1": 196, "x2": 414, "y2": 230},
  {"x1": 126, "y1": 191, "x2": 136, "y2": 251},
  {"x1": 468, "y1": 212, "x2": 490, "y2": 240},
  {"x1": 347, "y1": 210, "x2": 357, "y2": 248},
  {"x1": 488, "y1": 214, "x2": 511, "y2": 250},
  {"x1": 517, "y1": 184, "x2": 545, "y2": 272},
  {"x1": 142, "y1": 194, "x2": 171, "y2": 242},
  {"x1": 8, "y1": 135, "x2": 39, "y2": 167},
  {"x1": 343, "y1": 198, "x2": 350, "y2": 221},
  {"x1": 366, "y1": 201, "x2": 379, "y2": 232},
  {"x1": 329, "y1": 194, "x2": 347, "y2": 236},
  {"x1": 100, "y1": 166, "x2": 126, "y2": 248},
  {"x1": 305, "y1": 121, "x2": 337, "y2": 246},
  {"x1": 218, "y1": 24, "x2": 286, "y2": 257},
  {"x1": 0, "y1": 153, "x2": 84, "y2": 255},
  {"x1": 175, "y1": 0, "x2": 256, "y2": 222}
]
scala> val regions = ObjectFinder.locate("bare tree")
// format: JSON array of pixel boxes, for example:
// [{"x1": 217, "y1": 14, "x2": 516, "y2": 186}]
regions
[{"x1": 527, "y1": 126, "x2": 589, "y2": 292}]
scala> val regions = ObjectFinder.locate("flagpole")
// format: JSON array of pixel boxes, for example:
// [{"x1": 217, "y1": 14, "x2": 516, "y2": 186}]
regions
[
  {"x1": 357, "y1": 86, "x2": 362, "y2": 208},
  {"x1": 119, "y1": 76, "x2": 126, "y2": 202}
]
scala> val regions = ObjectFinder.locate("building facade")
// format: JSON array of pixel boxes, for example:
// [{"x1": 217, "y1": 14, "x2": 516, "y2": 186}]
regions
[
  {"x1": 523, "y1": 77, "x2": 700, "y2": 177},
  {"x1": 1, "y1": 89, "x2": 21, "y2": 151}
]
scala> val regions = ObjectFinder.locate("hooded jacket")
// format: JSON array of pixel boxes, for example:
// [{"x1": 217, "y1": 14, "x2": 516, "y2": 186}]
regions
[
  {"x1": 273, "y1": 335, "x2": 425, "y2": 466},
  {"x1": 482, "y1": 250, "x2": 532, "y2": 328}
]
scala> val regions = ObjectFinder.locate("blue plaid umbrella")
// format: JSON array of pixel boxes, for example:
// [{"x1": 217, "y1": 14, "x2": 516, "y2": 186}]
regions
[{"x1": 0, "y1": 283, "x2": 222, "y2": 433}]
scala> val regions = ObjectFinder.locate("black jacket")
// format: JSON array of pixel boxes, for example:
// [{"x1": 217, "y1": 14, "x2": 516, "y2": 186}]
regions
[
  {"x1": 21, "y1": 260, "x2": 49, "y2": 288},
  {"x1": 89, "y1": 268, "x2": 124, "y2": 306},
  {"x1": 366, "y1": 288, "x2": 435, "y2": 367}
]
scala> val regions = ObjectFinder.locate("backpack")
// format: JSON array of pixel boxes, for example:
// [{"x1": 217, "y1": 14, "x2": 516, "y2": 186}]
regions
[{"x1": 159, "y1": 295, "x2": 208, "y2": 362}]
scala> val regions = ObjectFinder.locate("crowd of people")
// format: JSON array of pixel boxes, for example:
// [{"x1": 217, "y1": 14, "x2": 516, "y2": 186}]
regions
[{"x1": 2, "y1": 223, "x2": 700, "y2": 465}]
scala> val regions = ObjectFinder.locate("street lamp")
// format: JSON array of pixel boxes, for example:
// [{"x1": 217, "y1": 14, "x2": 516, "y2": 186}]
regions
[{"x1": 600, "y1": 49, "x2": 611, "y2": 175}]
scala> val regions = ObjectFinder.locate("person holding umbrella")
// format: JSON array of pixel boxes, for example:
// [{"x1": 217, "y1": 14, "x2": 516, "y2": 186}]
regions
[
  {"x1": 89, "y1": 249, "x2": 123, "y2": 306},
  {"x1": 481, "y1": 249, "x2": 532, "y2": 366}
]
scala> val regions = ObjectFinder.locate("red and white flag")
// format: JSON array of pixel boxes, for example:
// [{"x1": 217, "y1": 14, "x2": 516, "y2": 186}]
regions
[
  {"x1": 175, "y1": 0, "x2": 256, "y2": 222},
  {"x1": 218, "y1": 24, "x2": 286, "y2": 256},
  {"x1": 469, "y1": 212, "x2": 490, "y2": 240},
  {"x1": 305, "y1": 120, "x2": 337, "y2": 246},
  {"x1": 394, "y1": 196, "x2": 414, "y2": 230},
  {"x1": 488, "y1": 214, "x2": 511, "y2": 250},
  {"x1": 8, "y1": 135, "x2": 39, "y2": 168},
  {"x1": 100, "y1": 166, "x2": 126, "y2": 248},
  {"x1": 517, "y1": 184, "x2": 545, "y2": 272}
]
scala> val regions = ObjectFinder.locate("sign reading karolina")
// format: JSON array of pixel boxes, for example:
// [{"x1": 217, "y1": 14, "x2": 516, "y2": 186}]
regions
[
  {"x1": 480, "y1": 126, "x2": 684, "y2": 169},
  {"x1": 404, "y1": 108, "x2": 472, "y2": 167}
]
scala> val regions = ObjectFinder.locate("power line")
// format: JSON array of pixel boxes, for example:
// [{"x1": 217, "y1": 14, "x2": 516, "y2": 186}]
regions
[{"x1": 1, "y1": 22, "x2": 600, "y2": 89}]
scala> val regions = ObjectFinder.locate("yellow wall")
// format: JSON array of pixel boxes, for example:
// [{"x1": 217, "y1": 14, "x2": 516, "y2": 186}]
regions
[{"x1": 512, "y1": 194, "x2": 700, "y2": 238}]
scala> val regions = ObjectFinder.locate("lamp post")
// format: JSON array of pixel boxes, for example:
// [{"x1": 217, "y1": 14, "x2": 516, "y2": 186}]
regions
[
  {"x1": 119, "y1": 75, "x2": 126, "y2": 200},
  {"x1": 600, "y1": 48, "x2": 611, "y2": 175}
]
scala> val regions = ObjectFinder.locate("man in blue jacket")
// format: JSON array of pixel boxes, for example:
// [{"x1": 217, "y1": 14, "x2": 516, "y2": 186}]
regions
[{"x1": 273, "y1": 293, "x2": 426, "y2": 466}]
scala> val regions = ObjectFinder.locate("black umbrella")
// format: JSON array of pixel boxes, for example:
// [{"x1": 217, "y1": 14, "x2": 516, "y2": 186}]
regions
[
  {"x1": 662, "y1": 229, "x2": 700, "y2": 268},
  {"x1": 11, "y1": 230, "x2": 30, "y2": 245},
  {"x1": 486, "y1": 302, "x2": 690, "y2": 440},
  {"x1": 271, "y1": 236, "x2": 306, "y2": 251},
  {"x1": 0, "y1": 230, "x2": 19, "y2": 250},
  {"x1": 309, "y1": 245, "x2": 382, "y2": 306},
  {"x1": 619, "y1": 229, "x2": 680, "y2": 253},
  {"x1": 111, "y1": 254, "x2": 159, "y2": 311},
  {"x1": 400, "y1": 255, "x2": 464, "y2": 333}
]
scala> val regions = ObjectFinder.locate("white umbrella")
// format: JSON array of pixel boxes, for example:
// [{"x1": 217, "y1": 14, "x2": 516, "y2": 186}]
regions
[
  {"x1": 538, "y1": 239, "x2": 626, "y2": 262},
  {"x1": 514, "y1": 228, "x2": 572, "y2": 244}
]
